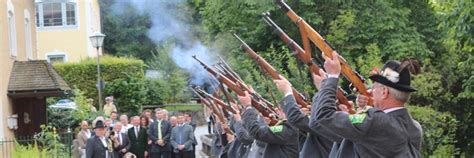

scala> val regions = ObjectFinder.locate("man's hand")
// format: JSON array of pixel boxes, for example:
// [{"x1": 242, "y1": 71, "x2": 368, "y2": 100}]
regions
[
  {"x1": 221, "y1": 123, "x2": 230, "y2": 130},
  {"x1": 145, "y1": 151, "x2": 148, "y2": 157},
  {"x1": 230, "y1": 102, "x2": 240, "y2": 113},
  {"x1": 273, "y1": 75, "x2": 292, "y2": 96},
  {"x1": 312, "y1": 69, "x2": 327, "y2": 90},
  {"x1": 157, "y1": 139, "x2": 164, "y2": 146},
  {"x1": 178, "y1": 144, "x2": 185, "y2": 150},
  {"x1": 356, "y1": 91, "x2": 371, "y2": 107},
  {"x1": 237, "y1": 91, "x2": 252, "y2": 109},
  {"x1": 226, "y1": 133, "x2": 235, "y2": 142},
  {"x1": 338, "y1": 104, "x2": 349, "y2": 113},
  {"x1": 323, "y1": 51, "x2": 341, "y2": 77},
  {"x1": 233, "y1": 113, "x2": 242, "y2": 122},
  {"x1": 263, "y1": 117, "x2": 271, "y2": 125},
  {"x1": 121, "y1": 149, "x2": 127, "y2": 153}
]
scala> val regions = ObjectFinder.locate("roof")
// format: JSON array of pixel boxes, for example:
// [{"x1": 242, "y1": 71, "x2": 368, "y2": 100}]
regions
[{"x1": 8, "y1": 60, "x2": 71, "y2": 97}]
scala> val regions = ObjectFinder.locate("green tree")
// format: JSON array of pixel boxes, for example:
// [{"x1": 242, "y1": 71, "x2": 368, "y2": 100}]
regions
[
  {"x1": 100, "y1": 0, "x2": 157, "y2": 61},
  {"x1": 146, "y1": 44, "x2": 190, "y2": 103},
  {"x1": 190, "y1": 0, "x2": 473, "y2": 156},
  {"x1": 104, "y1": 75, "x2": 148, "y2": 114}
]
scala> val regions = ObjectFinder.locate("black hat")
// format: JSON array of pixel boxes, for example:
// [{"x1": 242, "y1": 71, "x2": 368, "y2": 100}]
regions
[
  {"x1": 369, "y1": 60, "x2": 420, "y2": 92},
  {"x1": 95, "y1": 120, "x2": 106, "y2": 129}
]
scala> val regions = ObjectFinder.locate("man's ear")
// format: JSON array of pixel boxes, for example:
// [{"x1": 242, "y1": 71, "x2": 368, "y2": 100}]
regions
[{"x1": 382, "y1": 87, "x2": 389, "y2": 99}]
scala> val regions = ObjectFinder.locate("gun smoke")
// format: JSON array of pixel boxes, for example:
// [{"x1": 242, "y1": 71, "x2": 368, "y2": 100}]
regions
[{"x1": 111, "y1": 0, "x2": 217, "y2": 87}]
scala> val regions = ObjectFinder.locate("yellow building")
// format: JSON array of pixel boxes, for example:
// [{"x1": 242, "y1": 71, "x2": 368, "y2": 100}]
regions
[
  {"x1": 0, "y1": 0, "x2": 38, "y2": 141},
  {"x1": 1, "y1": 0, "x2": 101, "y2": 156},
  {"x1": 36, "y1": 0, "x2": 102, "y2": 63}
]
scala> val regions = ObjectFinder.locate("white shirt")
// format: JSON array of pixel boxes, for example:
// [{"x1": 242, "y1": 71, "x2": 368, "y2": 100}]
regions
[
  {"x1": 84, "y1": 129, "x2": 91, "y2": 139},
  {"x1": 99, "y1": 137, "x2": 108, "y2": 157},
  {"x1": 383, "y1": 107, "x2": 405, "y2": 113},
  {"x1": 134, "y1": 126, "x2": 140, "y2": 137}
]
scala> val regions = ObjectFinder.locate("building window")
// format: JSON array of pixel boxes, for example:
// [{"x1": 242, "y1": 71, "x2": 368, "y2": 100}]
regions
[
  {"x1": 36, "y1": 1, "x2": 77, "y2": 28},
  {"x1": 7, "y1": 10, "x2": 17, "y2": 58},
  {"x1": 47, "y1": 54, "x2": 66, "y2": 63}
]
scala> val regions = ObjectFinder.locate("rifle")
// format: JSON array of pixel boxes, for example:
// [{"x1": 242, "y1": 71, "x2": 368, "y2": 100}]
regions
[
  {"x1": 191, "y1": 87, "x2": 233, "y2": 134},
  {"x1": 233, "y1": 33, "x2": 310, "y2": 108},
  {"x1": 262, "y1": 14, "x2": 356, "y2": 114},
  {"x1": 214, "y1": 60, "x2": 278, "y2": 112},
  {"x1": 218, "y1": 82, "x2": 242, "y2": 113},
  {"x1": 192, "y1": 55, "x2": 279, "y2": 125},
  {"x1": 195, "y1": 87, "x2": 238, "y2": 114},
  {"x1": 218, "y1": 56, "x2": 245, "y2": 83},
  {"x1": 275, "y1": 0, "x2": 373, "y2": 106}
]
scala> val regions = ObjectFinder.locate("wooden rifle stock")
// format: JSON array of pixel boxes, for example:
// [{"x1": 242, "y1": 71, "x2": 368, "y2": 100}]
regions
[
  {"x1": 263, "y1": 13, "x2": 356, "y2": 114},
  {"x1": 233, "y1": 33, "x2": 310, "y2": 108},
  {"x1": 213, "y1": 60, "x2": 279, "y2": 115},
  {"x1": 192, "y1": 56, "x2": 279, "y2": 125},
  {"x1": 191, "y1": 88, "x2": 233, "y2": 134},
  {"x1": 275, "y1": 0, "x2": 373, "y2": 106},
  {"x1": 196, "y1": 88, "x2": 238, "y2": 114}
]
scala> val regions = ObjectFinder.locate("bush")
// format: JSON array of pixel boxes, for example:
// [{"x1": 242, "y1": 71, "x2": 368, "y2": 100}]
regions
[
  {"x1": 104, "y1": 75, "x2": 148, "y2": 114},
  {"x1": 47, "y1": 89, "x2": 103, "y2": 131},
  {"x1": 54, "y1": 56, "x2": 146, "y2": 112},
  {"x1": 408, "y1": 105, "x2": 458, "y2": 156},
  {"x1": 12, "y1": 142, "x2": 50, "y2": 158},
  {"x1": 143, "y1": 78, "x2": 165, "y2": 105}
]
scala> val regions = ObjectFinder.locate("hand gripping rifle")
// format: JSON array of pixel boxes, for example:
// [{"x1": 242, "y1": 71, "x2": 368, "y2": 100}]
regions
[
  {"x1": 191, "y1": 87, "x2": 234, "y2": 134},
  {"x1": 195, "y1": 87, "x2": 238, "y2": 115},
  {"x1": 213, "y1": 62, "x2": 278, "y2": 112},
  {"x1": 262, "y1": 13, "x2": 356, "y2": 114},
  {"x1": 274, "y1": 0, "x2": 373, "y2": 106},
  {"x1": 192, "y1": 56, "x2": 280, "y2": 125}
]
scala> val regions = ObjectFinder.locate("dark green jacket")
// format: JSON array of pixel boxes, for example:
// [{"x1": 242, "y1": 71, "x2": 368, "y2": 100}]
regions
[
  {"x1": 242, "y1": 107, "x2": 298, "y2": 158},
  {"x1": 280, "y1": 95, "x2": 342, "y2": 158},
  {"x1": 128, "y1": 126, "x2": 148, "y2": 158},
  {"x1": 310, "y1": 78, "x2": 422, "y2": 158}
]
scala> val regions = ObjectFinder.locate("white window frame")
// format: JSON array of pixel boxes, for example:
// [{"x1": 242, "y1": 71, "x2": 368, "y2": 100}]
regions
[
  {"x1": 7, "y1": 0, "x2": 17, "y2": 58},
  {"x1": 46, "y1": 52, "x2": 68, "y2": 63},
  {"x1": 25, "y1": 9, "x2": 33, "y2": 60},
  {"x1": 35, "y1": 0, "x2": 79, "y2": 31}
]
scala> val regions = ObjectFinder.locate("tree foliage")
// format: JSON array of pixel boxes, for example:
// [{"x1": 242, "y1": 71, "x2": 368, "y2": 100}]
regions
[
  {"x1": 100, "y1": 0, "x2": 157, "y2": 61},
  {"x1": 190, "y1": 0, "x2": 473, "y2": 155},
  {"x1": 97, "y1": 0, "x2": 472, "y2": 155}
]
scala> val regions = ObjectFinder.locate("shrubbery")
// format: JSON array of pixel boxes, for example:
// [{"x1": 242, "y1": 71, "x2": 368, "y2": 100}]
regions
[
  {"x1": 54, "y1": 56, "x2": 146, "y2": 114},
  {"x1": 408, "y1": 105, "x2": 458, "y2": 156}
]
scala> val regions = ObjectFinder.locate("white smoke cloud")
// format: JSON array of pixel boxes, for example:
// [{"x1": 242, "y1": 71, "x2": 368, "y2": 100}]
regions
[{"x1": 111, "y1": 0, "x2": 217, "y2": 86}]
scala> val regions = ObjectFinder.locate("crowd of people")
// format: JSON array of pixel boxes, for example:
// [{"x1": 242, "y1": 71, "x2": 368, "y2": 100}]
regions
[
  {"x1": 196, "y1": 54, "x2": 423, "y2": 158},
  {"x1": 77, "y1": 53, "x2": 423, "y2": 158},
  {"x1": 74, "y1": 103, "x2": 199, "y2": 158}
]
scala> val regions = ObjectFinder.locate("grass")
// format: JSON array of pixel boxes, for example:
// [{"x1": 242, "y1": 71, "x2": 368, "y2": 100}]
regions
[{"x1": 162, "y1": 104, "x2": 203, "y2": 112}]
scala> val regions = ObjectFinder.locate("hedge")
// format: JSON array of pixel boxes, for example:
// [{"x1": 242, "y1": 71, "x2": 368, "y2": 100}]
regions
[
  {"x1": 408, "y1": 105, "x2": 458, "y2": 156},
  {"x1": 53, "y1": 56, "x2": 146, "y2": 113}
]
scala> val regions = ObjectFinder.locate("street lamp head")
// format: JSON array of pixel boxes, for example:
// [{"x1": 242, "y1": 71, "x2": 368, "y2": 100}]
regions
[{"x1": 89, "y1": 31, "x2": 106, "y2": 48}]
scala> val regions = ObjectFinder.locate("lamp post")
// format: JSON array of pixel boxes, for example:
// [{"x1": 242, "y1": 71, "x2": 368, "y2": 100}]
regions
[{"x1": 89, "y1": 31, "x2": 106, "y2": 112}]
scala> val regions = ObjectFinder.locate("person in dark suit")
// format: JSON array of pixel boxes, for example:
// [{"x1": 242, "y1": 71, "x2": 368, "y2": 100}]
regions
[
  {"x1": 128, "y1": 116, "x2": 148, "y2": 158},
  {"x1": 183, "y1": 113, "x2": 196, "y2": 131},
  {"x1": 183, "y1": 113, "x2": 196, "y2": 158},
  {"x1": 111, "y1": 122, "x2": 130, "y2": 158},
  {"x1": 86, "y1": 120, "x2": 112, "y2": 158},
  {"x1": 170, "y1": 115, "x2": 195, "y2": 158},
  {"x1": 149, "y1": 109, "x2": 172, "y2": 158},
  {"x1": 307, "y1": 54, "x2": 422, "y2": 157}
]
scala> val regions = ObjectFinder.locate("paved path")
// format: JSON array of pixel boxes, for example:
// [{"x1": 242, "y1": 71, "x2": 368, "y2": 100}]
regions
[{"x1": 195, "y1": 125, "x2": 209, "y2": 158}]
